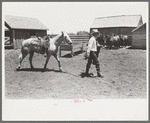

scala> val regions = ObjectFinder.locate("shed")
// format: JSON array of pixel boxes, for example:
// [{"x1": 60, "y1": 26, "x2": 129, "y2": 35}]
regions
[
  {"x1": 131, "y1": 23, "x2": 146, "y2": 49},
  {"x1": 90, "y1": 15, "x2": 143, "y2": 45},
  {"x1": 5, "y1": 15, "x2": 48, "y2": 49}
]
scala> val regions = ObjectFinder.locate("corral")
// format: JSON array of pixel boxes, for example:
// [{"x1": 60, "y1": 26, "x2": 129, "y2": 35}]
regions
[{"x1": 5, "y1": 48, "x2": 147, "y2": 99}]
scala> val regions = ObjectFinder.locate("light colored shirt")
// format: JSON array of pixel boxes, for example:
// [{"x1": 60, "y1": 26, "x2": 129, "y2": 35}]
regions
[
  {"x1": 97, "y1": 41, "x2": 101, "y2": 47},
  {"x1": 87, "y1": 36, "x2": 97, "y2": 53}
]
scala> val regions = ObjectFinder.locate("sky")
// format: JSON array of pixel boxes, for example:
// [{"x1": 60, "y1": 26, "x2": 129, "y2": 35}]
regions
[{"x1": 3, "y1": 2, "x2": 148, "y2": 34}]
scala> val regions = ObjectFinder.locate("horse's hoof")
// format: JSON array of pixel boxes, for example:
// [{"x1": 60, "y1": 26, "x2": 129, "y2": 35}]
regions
[{"x1": 16, "y1": 67, "x2": 20, "y2": 71}]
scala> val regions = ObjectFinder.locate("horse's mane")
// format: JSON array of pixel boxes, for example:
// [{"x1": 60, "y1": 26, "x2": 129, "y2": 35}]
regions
[{"x1": 52, "y1": 32, "x2": 63, "y2": 41}]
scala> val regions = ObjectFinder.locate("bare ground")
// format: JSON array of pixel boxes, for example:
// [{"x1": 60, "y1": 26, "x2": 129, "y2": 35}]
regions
[{"x1": 4, "y1": 47, "x2": 147, "y2": 99}]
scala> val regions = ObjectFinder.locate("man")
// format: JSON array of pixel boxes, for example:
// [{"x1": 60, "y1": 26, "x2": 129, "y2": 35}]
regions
[
  {"x1": 85, "y1": 29, "x2": 103, "y2": 78},
  {"x1": 93, "y1": 33, "x2": 104, "y2": 65}
]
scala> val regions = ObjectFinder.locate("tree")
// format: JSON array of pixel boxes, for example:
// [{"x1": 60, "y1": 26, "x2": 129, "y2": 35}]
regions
[{"x1": 77, "y1": 31, "x2": 89, "y2": 35}]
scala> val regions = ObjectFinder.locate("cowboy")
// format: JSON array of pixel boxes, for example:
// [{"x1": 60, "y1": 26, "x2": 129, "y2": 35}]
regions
[
  {"x1": 85, "y1": 29, "x2": 103, "y2": 77},
  {"x1": 93, "y1": 32, "x2": 104, "y2": 65}
]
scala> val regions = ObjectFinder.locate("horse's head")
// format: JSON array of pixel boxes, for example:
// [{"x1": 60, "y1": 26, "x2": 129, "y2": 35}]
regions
[{"x1": 62, "y1": 31, "x2": 72, "y2": 45}]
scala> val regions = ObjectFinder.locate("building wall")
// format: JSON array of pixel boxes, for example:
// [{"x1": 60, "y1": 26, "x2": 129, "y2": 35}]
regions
[
  {"x1": 14, "y1": 29, "x2": 47, "y2": 39},
  {"x1": 5, "y1": 31, "x2": 10, "y2": 37},
  {"x1": 36, "y1": 30, "x2": 47, "y2": 37},
  {"x1": 132, "y1": 24, "x2": 146, "y2": 49},
  {"x1": 132, "y1": 33, "x2": 146, "y2": 49},
  {"x1": 13, "y1": 29, "x2": 47, "y2": 49},
  {"x1": 15, "y1": 30, "x2": 30, "y2": 39}
]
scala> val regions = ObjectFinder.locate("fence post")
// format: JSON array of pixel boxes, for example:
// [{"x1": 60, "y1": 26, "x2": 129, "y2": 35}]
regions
[
  {"x1": 71, "y1": 45, "x2": 74, "y2": 57},
  {"x1": 81, "y1": 43, "x2": 84, "y2": 52}
]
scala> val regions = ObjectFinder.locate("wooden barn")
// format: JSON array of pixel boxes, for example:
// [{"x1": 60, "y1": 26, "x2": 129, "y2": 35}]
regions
[
  {"x1": 5, "y1": 15, "x2": 48, "y2": 49},
  {"x1": 131, "y1": 23, "x2": 146, "y2": 49},
  {"x1": 90, "y1": 15, "x2": 143, "y2": 45},
  {"x1": 5, "y1": 26, "x2": 10, "y2": 37}
]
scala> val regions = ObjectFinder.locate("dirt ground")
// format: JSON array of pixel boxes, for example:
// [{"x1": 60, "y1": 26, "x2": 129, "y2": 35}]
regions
[{"x1": 4, "y1": 47, "x2": 147, "y2": 99}]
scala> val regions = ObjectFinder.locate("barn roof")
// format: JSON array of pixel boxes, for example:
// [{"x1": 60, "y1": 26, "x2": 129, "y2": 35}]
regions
[
  {"x1": 90, "y1": 15, "x2": 142, "y2": 28},
  {"x1": 5, "y1": 15, "x2": 48, "y2": 30},
  {"x1": 132, "y1": 23, "x2": 146, "y2": 32}
]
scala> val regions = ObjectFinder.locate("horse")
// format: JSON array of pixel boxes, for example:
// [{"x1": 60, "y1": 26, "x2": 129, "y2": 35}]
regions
[
  {"x1": 104, "y1": 35, "x2": 120, "y2": 50},
  {"x1": 97, "y1": 33, "x2": 104, "y2": 46},
  {"x1": 120, "y1": 35, "x2": 128, "y2": 47},
  {"x1": 17, "y1": 31, "x2": 72, "y2": 71}
]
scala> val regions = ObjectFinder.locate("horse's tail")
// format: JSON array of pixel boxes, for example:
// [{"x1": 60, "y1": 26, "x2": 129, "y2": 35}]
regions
[
  {"x1": 18, "y1": 51, "x2": 23, "y2": 60},
  {"x1": 18, "y1": 44, "x2": 23, "y2": 60}
]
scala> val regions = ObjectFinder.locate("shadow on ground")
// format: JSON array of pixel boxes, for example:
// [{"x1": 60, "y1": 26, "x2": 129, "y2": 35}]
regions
[
  {"x1": 79, "y1": 72, "x2": 96, "y2": 78},
  {"x1": 16, "y1": 68, "x2": 61, "y2": 72},
  {"x1": 126, "y1": 46, "x2": 146, "y2": 50},
  {"x1": 62, "y1": 51, "x2": 84, "y2": 58}
]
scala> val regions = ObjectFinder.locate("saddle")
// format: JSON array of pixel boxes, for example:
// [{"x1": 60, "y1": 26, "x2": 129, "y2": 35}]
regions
[{"x1": 31, "y1": 36, "x2": 50, "y2": 54}]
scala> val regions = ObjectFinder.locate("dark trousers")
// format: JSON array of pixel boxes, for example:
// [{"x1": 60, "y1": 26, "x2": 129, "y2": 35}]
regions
[
  {"x1": 86, "y1": 51, "x2": 100, "y2": 74},
  {"x1": 93, "y1": 46, "x2": 101, "y2": 64}
]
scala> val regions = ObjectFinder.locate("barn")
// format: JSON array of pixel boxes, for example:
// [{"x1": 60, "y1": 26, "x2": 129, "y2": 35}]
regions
[
  {"x1": 90, "y1": 15, "x2": 143, "y2": 45},
  {"x1": 5, "y1": 15, "x2": 48, "y2": 49},
  {"x1": 5, "y1": 26, "x2": 9, "y2": 37},
  {"x1": 131, "y1": 23, "x2": 146, "y2": 49}
]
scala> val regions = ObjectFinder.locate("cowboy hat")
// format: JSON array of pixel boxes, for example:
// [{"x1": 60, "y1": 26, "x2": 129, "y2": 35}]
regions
[{"x1": 91, "y1": 29, "x2": 100, "y2": 35}]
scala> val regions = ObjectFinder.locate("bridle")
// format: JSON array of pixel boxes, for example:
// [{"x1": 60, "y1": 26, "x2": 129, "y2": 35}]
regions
[{"x1": 62, "y1": 31, "x2": 71, "y2": 44}]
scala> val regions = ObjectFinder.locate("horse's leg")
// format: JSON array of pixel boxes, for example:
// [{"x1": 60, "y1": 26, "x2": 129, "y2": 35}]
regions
[
  {"x1": 53, "y1": 54, "x2": 62, "y2": 72},
  {"x1": 118, "y1": 40, "x2": 120, "y2": 48},
  {"x1": 109, "y1": 42, "x2": 112, "y2": 50},
  {"x1": 125, "y1": 39, "x2": 128, "y2": 47},
  {"x1": 17, "y1": 49, "x2": 28, "y2": 69},
  {"x1": 29, "y1": 51, "x2": 34, "y2": 69},
  {"x1": 44, "y1": 54, "x2": 51, "y2": 70},
  {"x1": 116, "y1": 41, "x2": 119, "y2": 48}
]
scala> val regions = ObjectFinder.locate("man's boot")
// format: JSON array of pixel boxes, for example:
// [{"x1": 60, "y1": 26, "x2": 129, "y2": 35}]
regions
[
  {"x1": 96, "y1": 64, "x2": 103, "y2": 78},
  {"x1": 97, "y1": 72, "x2": 103, "y2": 78},
  {"x1": 85, "y1": 64, "x2": 93, "y2": 77}
]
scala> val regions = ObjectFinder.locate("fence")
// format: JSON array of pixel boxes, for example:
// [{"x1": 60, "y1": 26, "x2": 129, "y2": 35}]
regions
[
  {"x1": 61, "y1": 35, "x2": 89, "y2": 57},
  {"x1": 50, "y1": 34, "x2": 89, "y2": 57}
]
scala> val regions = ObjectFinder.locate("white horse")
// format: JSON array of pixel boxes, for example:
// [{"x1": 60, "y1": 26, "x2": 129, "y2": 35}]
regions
[{"x1": 17, "y1": 31, "x2": 72, "y2": 71}]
